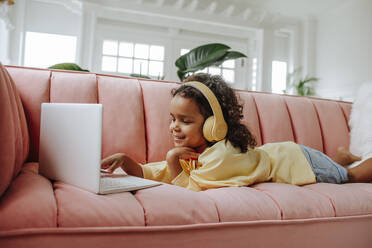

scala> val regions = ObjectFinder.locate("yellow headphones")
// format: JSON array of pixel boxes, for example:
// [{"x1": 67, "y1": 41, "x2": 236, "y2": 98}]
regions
[{"x1": 184, "y1": 81, "x2": 228, "y2": 142}]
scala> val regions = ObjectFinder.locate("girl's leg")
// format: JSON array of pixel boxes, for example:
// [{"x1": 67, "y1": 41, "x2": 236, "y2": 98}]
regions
[
  {"x1": 347, "y1": 158, "x2": 372, "y2": 183},
  {"x1": 333, "y1": 147, "x2": 361, "y2": 167}
]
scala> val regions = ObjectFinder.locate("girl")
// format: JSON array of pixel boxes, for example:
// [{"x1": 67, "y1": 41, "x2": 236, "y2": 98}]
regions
[{"x1": 101, "y1": 73, "x2": 372, "y2": 191}]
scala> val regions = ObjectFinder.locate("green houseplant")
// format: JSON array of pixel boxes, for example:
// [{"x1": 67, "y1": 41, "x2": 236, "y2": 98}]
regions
[
  {"x1": 48, "y1": 63, "x2": 89, "y2": 72},
  {"x1": 129, "y1": 73, "x2": 151, "y2": 79},
  {"x1": 287, "y1": 67, "x2": 319, "y2": 96},
  {"x1": 175, "y1": 43, "x2": 247, "y2": 81}
]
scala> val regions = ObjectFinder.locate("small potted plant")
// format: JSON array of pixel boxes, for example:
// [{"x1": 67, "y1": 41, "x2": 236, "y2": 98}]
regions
[{"x1": 287, "y1": 67, "x2": 319, "y2": 96}]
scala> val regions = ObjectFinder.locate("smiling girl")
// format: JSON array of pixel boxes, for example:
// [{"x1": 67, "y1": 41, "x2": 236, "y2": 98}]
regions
[{"x1": 102, "y1": 73, "x2": 372, "y2": 191}]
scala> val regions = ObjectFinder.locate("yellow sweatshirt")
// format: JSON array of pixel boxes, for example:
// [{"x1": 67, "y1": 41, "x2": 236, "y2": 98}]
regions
[{"x1": 141, "y1": 140, "x2": 316, "y2": 192}]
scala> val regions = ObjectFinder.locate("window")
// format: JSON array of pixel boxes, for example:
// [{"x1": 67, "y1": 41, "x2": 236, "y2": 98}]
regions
[
  {"x1": 101, "y1": 40, "x2": 164, "y2": 78},
  {"x1": 271, "y1": 61, "x2": 287, "y2": 94},
  {"x1": 251, "y1": 58, "x2": 257, "y2": 91},
  {"x1": 24, "y1": 32, "x2": 77, "y2": 68},
  {"x1": 180, "y1": 49, "x2": 235, "y2": 84}
]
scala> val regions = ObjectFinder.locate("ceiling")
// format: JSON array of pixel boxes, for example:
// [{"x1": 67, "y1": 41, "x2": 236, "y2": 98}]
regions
[
  {"x1": 128, "y1": 0, "x2": 353, "y2": 20},
  {"x1": 55, "y1": 0, "x2": 354, "y2": 29},
  {"x1": 225, "y1": 0, "x2": 352, "y2": 19}
]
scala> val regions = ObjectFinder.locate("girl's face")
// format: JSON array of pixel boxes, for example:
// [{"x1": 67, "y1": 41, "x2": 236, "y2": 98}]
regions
[{"x1": 169, "y1": 95, "x2": 208, "y2": 152}]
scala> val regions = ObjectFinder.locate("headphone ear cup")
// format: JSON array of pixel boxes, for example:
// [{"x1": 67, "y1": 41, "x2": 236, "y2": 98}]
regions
[{"x1": 203, "y1": 116, "x2": 215, "y2": 142}]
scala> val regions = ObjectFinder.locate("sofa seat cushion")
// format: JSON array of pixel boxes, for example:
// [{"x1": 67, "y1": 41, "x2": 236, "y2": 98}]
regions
[
  {"x1": 134, "y1": 184, "x2": 219, "y2": 226},
  {"x1": 51, "y1": 182, "x2": 372, "y2": 228},
  {"x1": 202, "y1": 187, "x2": 281, "y2": 222},
  {"x1": 0, "y1": 163, "x2": 56, "y2": 230},
  {"x1": 304, "y1": 183, "x2": 372, "y2": 216},
  {"x1": 253, "y1": 183, "x2": 335, "y2": 219},
  {"x1": 53, "y1": 182, "x2": 146, "y2": 227}
]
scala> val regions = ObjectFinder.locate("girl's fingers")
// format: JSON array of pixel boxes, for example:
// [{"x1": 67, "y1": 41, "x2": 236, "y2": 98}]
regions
[
  {"x1": 101, "y1": 153, "x2": 123, "y2": 169},
  {"x1": 180, "y1": 151, "x2": 200, "y2": 160},
  {"x1": 101, "y1": 157, "x2": 114, "y2": 169},
  {"x1": 187, "y1": 150, "x2": 199, "y2": 159},
  {"x1": 107, "y1": 160, "x2": 120, "y2": 173}
]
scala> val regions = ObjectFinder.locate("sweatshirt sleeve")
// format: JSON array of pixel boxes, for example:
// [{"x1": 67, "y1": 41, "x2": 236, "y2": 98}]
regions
[
  {"x1": 141, "y1": 161, "x2": 173, "y2": 184},
  {"x1": 258, "y1": 142, "x2": 316, "y2": 185},
  {"x1": 172, "y1": 141, "x2": 272, "y2": 191}
]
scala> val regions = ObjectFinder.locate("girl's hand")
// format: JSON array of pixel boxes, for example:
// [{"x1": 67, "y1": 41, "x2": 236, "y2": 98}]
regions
[
  {"x1": 166, "y1": 147, "x2": 199, "y2": 162},
  {"x1": 101, "y1": 153, "x2": 144, "y2": 178},
  {"x1": 101, "y1": 153, "x2": 126, "y2": 173},
  {"x1": 166, "y1": 147, "x2": 200, "y2": 179}
]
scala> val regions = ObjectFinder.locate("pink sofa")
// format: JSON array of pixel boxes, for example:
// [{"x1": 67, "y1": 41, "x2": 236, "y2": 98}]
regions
[{"x1": 1, "y1": 65, "x2": 372, "y2": 248}]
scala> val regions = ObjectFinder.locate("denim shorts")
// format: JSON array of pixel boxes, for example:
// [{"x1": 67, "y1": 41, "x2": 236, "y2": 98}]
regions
[{"x1": 299, "y1": 145, "x2": 349, "y2": 184}]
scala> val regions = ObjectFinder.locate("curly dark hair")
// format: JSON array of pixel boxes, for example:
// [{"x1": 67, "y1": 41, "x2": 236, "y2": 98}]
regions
[{"x1": 172, "y1": 73, "x2": 256, "y2": 153}]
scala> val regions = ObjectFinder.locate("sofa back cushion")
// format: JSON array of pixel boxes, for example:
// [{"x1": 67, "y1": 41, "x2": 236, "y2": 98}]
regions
[
  {"x1": 311, "y1": 99, "x2": 350, "y2": 157},
  {"x1": 140, "y1": 80, "x2": 178, "y2": 162},
  {"x1": 8, "y1": 67, "x2": 147, "y2": 164},
  {"x1": 6, "y1": 66, "x2": 351, "y2": 166},
  {"x1": 0, "y1": 63, "x2": 29, "y2": 196},
  {"x1": 5, "y1": 67, "x2": 50, "y2": 162},
  {"x1": 248, "y1": 93, "x2": 350, "y2": 158},
  {"x1": 48, "y1": 71, "x2": 147, "y2": 163},
  {"x1": 142, "y1": 83, "x2": 351, "y2": 161},
  {"x1": 98, "y1": 76, "x2": 146, "y2": 163}
]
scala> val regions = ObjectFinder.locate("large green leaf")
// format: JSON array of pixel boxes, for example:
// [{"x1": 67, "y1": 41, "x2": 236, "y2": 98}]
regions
[
  {"x1": 214, "y1": 51, "x2": 247, "y2": 66},
  {"x1": 177, "y1": 70, "x2": 186, "y2": 82},
  {"x1": 175, "y1": 43, "x2": 230, "y2": 80},
  {"x1": 175, "y1": 43, "x2": 247, "y2": 81},
  {"x1": 175, "y1": 43, "x2": 230, "y2": 70},
  {"x1": 48, "y1": 63, "x2": 89, "y2": 72}
]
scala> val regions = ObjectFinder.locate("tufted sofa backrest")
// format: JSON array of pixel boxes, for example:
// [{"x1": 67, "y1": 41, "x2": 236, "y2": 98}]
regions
[
  {"x1": 6, "y1": 66, "x2": 351, "y2": 166},
  {"x1": 140, "y1": 80, "x2": 351, "y2": 162},
  {"x1": 6, "y1": 67, "x2": 147, "y2": 164}
]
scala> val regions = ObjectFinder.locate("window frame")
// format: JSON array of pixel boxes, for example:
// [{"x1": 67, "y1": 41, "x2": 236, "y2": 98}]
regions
[
  {"x1": 94, "y1": 23, "x2": 251, "y2": 89},
  {"x1": 94, "y1": 26, "x2": 170, "y2": 79},
  {"x1": 100, "y1": 40, "x2": 166, "y2": 79},
  {"x1": 271, "y1": 60, "x2": 288, "y2": 94}
]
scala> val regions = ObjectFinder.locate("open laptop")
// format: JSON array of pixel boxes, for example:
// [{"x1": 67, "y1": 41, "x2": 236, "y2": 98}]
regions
[{"x1": 39, "y1": 103, "x2": 161, "y2": 194}]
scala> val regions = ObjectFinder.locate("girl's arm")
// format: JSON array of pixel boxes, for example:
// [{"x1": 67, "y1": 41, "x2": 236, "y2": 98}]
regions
[
  {"x1": 101, "y1": 153, "x2": 143, "y2": 178},
  {"x1": 102, "y1": 148, "x2": 199, "y2": 180},
  {"x1": 166, "y1": 147, "x2": 199, "y2": 179}
]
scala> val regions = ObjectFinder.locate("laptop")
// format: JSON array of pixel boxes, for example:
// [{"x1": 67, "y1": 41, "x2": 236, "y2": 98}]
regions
[{"x1": 39, "y1": 103, "x2": 161, "y2": 194}]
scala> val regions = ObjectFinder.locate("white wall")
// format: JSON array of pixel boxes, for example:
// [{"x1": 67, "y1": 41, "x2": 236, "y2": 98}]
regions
[
  {"x1": 0, "y1": 2, "x2": 13, "y2": 64},
  {"x1": 0, "y1": 20, "x2": 10, "y2": 64},
  {"x1": 24, "y1": 0, "x2": 79, "y2": 36},
  {"x1": 316, "y1": 0, "x2": 372, "y2": 100},
  {"x1": 4, "y1": 0, "x2": 306, "y2": 92},
  {"x1": 8, "y1": 0, "x2": 80, "y2": 66}
]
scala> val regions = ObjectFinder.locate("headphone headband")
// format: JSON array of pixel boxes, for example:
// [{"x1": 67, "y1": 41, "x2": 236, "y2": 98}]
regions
[{"x1": 184, "y1": 81, "x2": 228, "y2": 141}]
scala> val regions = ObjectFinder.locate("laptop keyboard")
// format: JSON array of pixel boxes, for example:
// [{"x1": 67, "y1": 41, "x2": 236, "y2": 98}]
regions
[
  {"x1": 100, "y1": 176, "x2": 160, "y2": 191},
  {"x1": 101, "y1": 177, "x2": 137, "y2": 190}
]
